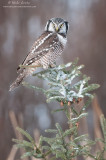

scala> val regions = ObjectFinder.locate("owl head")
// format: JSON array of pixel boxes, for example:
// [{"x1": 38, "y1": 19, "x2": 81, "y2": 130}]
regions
[{"x1": 45, "y1": 18, "x2": 69, "y2": 35}]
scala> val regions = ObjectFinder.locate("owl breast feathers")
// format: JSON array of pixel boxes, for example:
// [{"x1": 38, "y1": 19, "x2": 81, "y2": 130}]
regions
[{"x1": 18, "y1": 31, "x2": 66, "y2": 73}]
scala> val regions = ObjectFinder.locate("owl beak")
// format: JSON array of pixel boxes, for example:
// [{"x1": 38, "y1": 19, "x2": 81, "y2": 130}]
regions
[{"x1": 55, "y1": 26, "x2": 59, "y2": 32}]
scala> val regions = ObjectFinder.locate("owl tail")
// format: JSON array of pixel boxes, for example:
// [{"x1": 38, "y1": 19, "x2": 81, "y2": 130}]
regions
[{"x1": 9, "y1": 72, "x2": 26, "y2": 91}]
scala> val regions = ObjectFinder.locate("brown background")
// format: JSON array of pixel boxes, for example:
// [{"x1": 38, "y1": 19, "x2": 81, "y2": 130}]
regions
[{"x1": 0, "y1": 0, "x2": 106, "y2": 159}]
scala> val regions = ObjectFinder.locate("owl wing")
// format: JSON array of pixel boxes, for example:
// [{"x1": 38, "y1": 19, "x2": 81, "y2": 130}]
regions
[{"x1": 17, "y1": 32, "x2": 59, "y2": 73}]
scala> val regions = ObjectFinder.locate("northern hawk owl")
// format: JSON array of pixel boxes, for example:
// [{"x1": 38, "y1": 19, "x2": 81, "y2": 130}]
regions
[{"x1": 9, "y1": 18, "x2": 69, "y2": 91}]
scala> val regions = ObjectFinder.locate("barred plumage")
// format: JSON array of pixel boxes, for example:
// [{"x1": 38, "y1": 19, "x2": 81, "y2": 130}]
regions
[{"x1": 9, "y1": 18, "x2": 69, "y2": 91}]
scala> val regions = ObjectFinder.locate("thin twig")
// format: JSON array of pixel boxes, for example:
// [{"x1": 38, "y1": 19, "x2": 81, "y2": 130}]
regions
[
  {"x1": 68, "y1": 106, "x2": 77, "y2": 160},
  {"x1": 7, "y1": 145, "x2": 18, "y2": 160},
  {"x1": 18, "y1": 112, "x2": 24, "y2": 128},
  {"x1": 92, "y1": 96, "x2": 104, "y2": 150},
  {"x1": 33, "y1": 128, "x2": 40, "y2": 148},
  {"x1": 19, "y1": 64, "x2": 42, "y2": 68},
  {"x1": 9, "y1": 111, "x2": 28, "y2": 160},
  {"x1": 9, "y1": 111, "x2": 20, "y2": 139}
]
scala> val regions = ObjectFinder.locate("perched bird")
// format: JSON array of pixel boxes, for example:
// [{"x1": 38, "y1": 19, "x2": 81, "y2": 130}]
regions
[{"x1": 9, "y1": 18, "x2": 69, "y2": 91}]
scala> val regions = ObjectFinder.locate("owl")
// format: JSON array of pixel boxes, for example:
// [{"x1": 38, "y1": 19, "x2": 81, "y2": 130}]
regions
[{"x1": 9, "y1": 18, "x2": 69, "y2": 91}]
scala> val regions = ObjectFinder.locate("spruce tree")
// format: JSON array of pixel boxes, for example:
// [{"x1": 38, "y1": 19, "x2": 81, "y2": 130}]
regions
[{"x1": 12, "y1": 59, "x2": 106, "y2": 160}]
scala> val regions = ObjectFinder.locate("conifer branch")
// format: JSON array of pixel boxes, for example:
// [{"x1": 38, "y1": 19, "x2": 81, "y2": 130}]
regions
[{"x1": 12, "y1": 59, "x2": 106, "y2": 160}]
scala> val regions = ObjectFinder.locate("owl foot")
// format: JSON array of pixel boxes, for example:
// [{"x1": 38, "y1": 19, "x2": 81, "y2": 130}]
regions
[{"x1": 49, "y1": 63, "x2": 56, "y2": 68}]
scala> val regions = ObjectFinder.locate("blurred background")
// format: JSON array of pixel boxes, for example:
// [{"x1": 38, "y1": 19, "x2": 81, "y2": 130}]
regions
[{"x1": 0, "y1": 0, "x2": 106, "y2": 159}]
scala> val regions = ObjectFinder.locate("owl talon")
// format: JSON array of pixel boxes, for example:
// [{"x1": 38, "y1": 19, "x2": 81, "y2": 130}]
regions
[
  {"x1": 43, "y1": 65, "x2": 49, "y2": 69},
  {"x1": 49, "y1": 64, "x2": 56, "y2": 68}
]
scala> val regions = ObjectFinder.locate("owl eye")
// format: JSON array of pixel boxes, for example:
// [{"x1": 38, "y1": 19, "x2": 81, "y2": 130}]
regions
[
  {"x1": 60, "y1": 24, "x2": 64, "y2": 28},
  {"x1": 52, "y1": 23, "x2": 55, "y2": 29}
]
